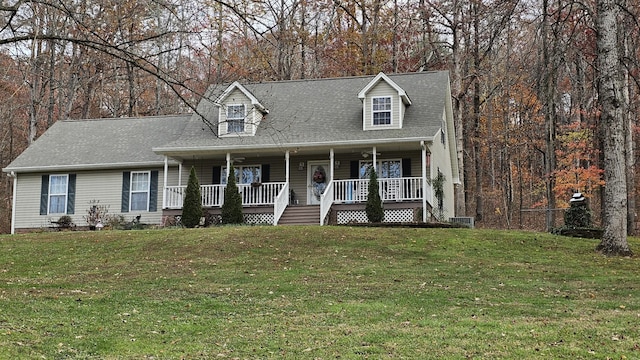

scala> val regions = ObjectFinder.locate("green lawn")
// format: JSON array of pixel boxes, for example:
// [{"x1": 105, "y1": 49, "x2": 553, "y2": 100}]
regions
[{"x1": 0, "y1": 226, "x2": 638, "y2": 359}]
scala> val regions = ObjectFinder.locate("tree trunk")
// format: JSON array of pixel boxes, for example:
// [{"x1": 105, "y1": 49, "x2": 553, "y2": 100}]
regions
[{"x1": 595, "y1": 0, "x2": 632, "y2": 256}]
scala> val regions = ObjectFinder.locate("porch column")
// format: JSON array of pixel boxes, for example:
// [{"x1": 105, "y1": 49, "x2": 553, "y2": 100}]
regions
[
  {"x1": 285, "y1": 150, "x2": 290, "y2": 183},
  {"x1": 421, "y1": 141, "x2": 428, "y2": 222},
  {"x1": 178, "y1": 162, "x2": 183, "y2": 187},
  {"x1": 163, "y1": 156, "x2": 168, "y2": 209},
  {"x1": 372, "y1": 146, "x2": 377, "y2": 172},
  {"x1": 226, "y1": 153, "x2": 231, "y2": 174},
  {"x1": 329, "y1": 148, "x2": 334, "y2": 181}
]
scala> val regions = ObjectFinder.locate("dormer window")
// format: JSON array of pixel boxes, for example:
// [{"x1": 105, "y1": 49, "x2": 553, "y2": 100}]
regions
[
  {"x1": 372, "y1": 97, "x2": 392, "y2": 125},
  {"x1": 227, "y1": 104, "x2": 245, "y2": 133}
]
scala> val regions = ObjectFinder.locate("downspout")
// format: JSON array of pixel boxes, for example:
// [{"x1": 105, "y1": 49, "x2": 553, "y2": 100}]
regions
[
  {"x1": 8, "y1": 171, "x2": 17, "y2": 234},
  {"x1": 163, "y1": 156, "x2": 168, "y2": 209},
  {"x1": 421, "y1": 141, "x2": 428, "y2": 222}
]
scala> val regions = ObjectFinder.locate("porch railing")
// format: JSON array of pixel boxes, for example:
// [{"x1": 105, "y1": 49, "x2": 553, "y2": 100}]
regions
[
  {"x1": 332, "y1": 177, "x2": 425, "y2": 203},
  {"x1": 164, "y1": 182, "x2": 286, "y2": 209}
]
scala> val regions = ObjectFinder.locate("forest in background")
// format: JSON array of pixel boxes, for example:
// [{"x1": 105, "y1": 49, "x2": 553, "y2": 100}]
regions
[{"x1": 1, "y1": 0, "x2": 638, "y2": 235}]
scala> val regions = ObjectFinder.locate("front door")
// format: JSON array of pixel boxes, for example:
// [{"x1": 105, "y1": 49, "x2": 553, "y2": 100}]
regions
[{"x1": 307, "y1": 161, "x2": 330, "y2": 205}]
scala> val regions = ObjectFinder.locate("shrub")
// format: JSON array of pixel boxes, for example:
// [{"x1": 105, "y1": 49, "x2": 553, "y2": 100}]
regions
[
  {"x1": 182, "y1": 167, "x2": 203, "y2": 228},
  {"x1": 221, "y1": 165, "x2": 244, "y2": 224},
  {"x1": 84, "y1": 200, "x2": 109, "y2": 228},
  {"x1": 365, "y1": 168, "x2": 384, "y2": 223}
]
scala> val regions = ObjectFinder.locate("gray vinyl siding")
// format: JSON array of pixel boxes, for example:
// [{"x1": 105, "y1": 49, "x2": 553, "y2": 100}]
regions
[
  {"x1": 363, "y1": 81, "x2": 404, "y2": 131},
  {"x1": 13, "y1": 168, "x2": 168, "y2": 231}
]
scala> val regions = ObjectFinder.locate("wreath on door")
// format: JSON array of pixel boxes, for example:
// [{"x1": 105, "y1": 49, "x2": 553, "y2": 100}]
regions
[{"x1": 312, "y1": 166, "x2": 327, "y2": 200}]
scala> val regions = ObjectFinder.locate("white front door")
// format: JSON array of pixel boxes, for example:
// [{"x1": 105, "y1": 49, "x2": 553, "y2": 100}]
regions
[{"x1": 307, "y1": 161, "x2": 330, "y2": 205}]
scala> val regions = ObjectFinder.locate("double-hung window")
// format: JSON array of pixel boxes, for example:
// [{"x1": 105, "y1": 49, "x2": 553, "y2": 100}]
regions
[
  {"x1": 221, "y1": 165, "x2": 261, "y2": 184},
  {"x1": 372, "y1": 97, "x2": 392, "y2": 125},
  {"x1": 130, "y1": 171, "x2": 150, "y2": 211},
  {"x1": 359, "y1": 159, "x2": 401, "y2": 179},
  {"x1": 48, "y1": 175, "x2": 69, "y2": 214},
  {"x1": 227, "y1": 104, "x2": 245, "y2": 133}
]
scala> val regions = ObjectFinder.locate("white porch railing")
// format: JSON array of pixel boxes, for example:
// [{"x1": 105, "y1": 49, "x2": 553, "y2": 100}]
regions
[
  {"x1": 319, "y1": 181, "x2": 334, "y2": 226},
  {"x1": 164, "y1": 182, "x2": 286, "y2": 209},
  {"x1": 332, "y1": 177, "x2": 425, "y2": 203},
  {"x1": 273, "y1": 183, "x2": 290, "y2": 225}
]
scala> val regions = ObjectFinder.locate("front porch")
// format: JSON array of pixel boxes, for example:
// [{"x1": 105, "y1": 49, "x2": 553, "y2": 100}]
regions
[
  {"x1": 160, "y1": 143, "x2": 437, "y2": 226},
  {"x1": 162, "y1": 177, "x2": 430, "y2": 225}
]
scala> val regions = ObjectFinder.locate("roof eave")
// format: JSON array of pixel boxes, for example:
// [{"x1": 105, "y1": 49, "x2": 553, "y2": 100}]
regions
[{"x1": 2, "y1": 160, "x2": 179, "y2": 174}]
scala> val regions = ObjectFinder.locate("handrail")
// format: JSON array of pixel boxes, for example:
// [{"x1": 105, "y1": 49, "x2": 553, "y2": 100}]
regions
[
  {"x1": 273, "y1": 182, "x2": 289, "y2": 225},
  {"x1": 319, "y1": 181, "x2": 334, "y2": 226}
]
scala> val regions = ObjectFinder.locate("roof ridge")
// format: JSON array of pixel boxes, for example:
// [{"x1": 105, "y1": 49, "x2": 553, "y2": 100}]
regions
[{"x1": 59, "y1": 113, "x2": 192, "y2": 123}]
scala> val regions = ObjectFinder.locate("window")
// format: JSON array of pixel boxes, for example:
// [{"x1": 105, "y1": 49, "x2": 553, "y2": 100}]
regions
[
  {"x1": 359, "y1": 159, "x2": 401, "y2": 179},
  {"x1": 40, "y1": 174, "x2": 76, "y2": 216},
  {"x1": 130, "y1": 171, "x2": 150, "y2": 211},
  {"x1": 227, "y1": 104, "x2": 245, "y2": 133},
  {"x1": 121, "y1": 171, "x2": 158, "y2": 213},
  {"x1": 221, "y1": 165, "x2": 261, "y2": 184},
  {"x1": 372, "y1": 97, "x2": 391, "y2": 125},
  {"x1": 48, "y1": 175, "x2": 68, "y2": 214}
]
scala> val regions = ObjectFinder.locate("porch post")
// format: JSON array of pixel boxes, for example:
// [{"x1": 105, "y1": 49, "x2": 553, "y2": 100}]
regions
[
  {"x1": 178, "y1": 162, "x2": 183, "y2": 187},
  {"x1": 329, "y1": 148, "x2": 334, "y2": 181},
  {"x1": 285, "y1": 150, "x2": 290, "y2": 183},
  {"x1": 372, "y1": 146, "x2": 377, "y2": 172},
  {"x1": 163, "y1": 156, "x2": 168, "y2": 209},
  {"x1": 421, "y1": 141, "x2": 427, "y2": 222},
  {"x1": 226, "y1": 153, "x2": 231, "y2": 174}
]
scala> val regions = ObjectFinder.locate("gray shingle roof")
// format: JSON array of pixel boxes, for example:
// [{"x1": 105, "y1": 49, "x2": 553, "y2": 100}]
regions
[
  {"x1": 155, "y1": 71, "x2": 450, "y2": 154},
  {"x1": 3, "y1": 71, "x2": 451, "y2": 173},
  {"x1": 3, "y1": 115, "x2": 190, "y2": 173}
]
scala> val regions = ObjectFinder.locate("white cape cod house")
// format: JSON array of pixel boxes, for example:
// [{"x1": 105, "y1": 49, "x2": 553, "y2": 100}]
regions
[{"x1": 3, "y1": 71, "x2": 460, "y2": 233}]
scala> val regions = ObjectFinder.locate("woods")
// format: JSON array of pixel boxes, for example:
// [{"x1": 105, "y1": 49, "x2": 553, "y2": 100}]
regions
[{"x1": 1, "y1": 0, "x2": 638, "y2": 249}]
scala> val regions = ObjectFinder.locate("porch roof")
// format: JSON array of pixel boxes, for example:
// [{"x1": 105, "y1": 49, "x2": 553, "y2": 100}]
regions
[{"x1": 154, "y1": 71, "x2": 450, "y2": 159}]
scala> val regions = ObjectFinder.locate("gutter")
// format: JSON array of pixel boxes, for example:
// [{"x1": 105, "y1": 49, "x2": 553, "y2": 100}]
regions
[
  {"x1": 153, "y1": 137, "x2": 435, "y2": 154},
  {"x1": 2, "y1": 160, "x2": 181, "y2": 174}
]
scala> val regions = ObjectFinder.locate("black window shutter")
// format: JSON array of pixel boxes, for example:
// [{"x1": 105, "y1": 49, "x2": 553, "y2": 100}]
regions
[
  {"x1": 67, "y1": 174, "x2": 76, "y2": 214},
  {"x1": 350, "y1": 161, "x2": 359, "y2": 179},
  {"x1": 402, "y1": 158, "x2": 411, "y2": 177},
  {"x1": 121, "y1": 172, "x2": 131, "y2": 212},
  {"x1": 40, "y1": 175, "x2": 49, "y2": 215},
  {"x1": 212, "y1": 166, "x2": 221, "y2": 184},
  {"x1": 261, "y1": 164, "x2": 270, "y2": 183},
  {"x1": 149, "y1": 170, "x2": 158, "y2": 212}
]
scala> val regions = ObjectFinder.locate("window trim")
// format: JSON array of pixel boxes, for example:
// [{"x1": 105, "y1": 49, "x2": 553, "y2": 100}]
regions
[
  {"x1": 226, "y1": 104, "x2": 246, "y2": 133},
  {"x1": 130, "y1": 171, "x2": 151, "y2": 212},
  {"x1": 48, "y1": 174, "x2": 69, "y2": 214},
  {"x1": 372, "y1": 96, "x2": 392, "y2": 126}
]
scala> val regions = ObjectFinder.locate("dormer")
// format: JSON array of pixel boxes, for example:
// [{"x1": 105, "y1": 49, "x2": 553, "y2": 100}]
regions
[
  {"x1": 358, "y1": 72, "x2": 411, "y2": 131},
  {"x1": 215, "y1": 81, "x2": 269, "y2": 136}
]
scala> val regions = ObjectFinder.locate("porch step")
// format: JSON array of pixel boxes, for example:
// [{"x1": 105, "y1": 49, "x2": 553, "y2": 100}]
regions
[{"x1": 278, "y1": 205, "x2": 321, "y2": 225}]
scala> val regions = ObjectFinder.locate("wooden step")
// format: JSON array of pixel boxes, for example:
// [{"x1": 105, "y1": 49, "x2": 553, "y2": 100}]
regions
[{"x1": 278, "y1": 205, "x2": 321, "y2": 225}]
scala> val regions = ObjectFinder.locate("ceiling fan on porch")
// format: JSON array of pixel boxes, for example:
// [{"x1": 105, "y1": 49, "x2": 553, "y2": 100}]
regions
[
  {"x1": 361, "y1": 150, "x2": 381, "y2": 158},
  {"x1": 231, "y1": 157, "x2": 245, "y2": 163}
]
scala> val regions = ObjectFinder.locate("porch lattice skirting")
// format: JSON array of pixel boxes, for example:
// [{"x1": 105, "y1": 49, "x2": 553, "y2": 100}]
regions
[{"x1": 335, "y1": 208, "x2": 416, "y2": 224}]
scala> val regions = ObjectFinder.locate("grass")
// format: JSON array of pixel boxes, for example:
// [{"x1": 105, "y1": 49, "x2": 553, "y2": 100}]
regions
[{"x1": 0, "y1": 226, "x2": 639, "y2": 359}]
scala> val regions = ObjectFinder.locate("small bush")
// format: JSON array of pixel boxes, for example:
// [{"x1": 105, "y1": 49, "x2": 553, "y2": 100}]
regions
[
  {"x1": 365, "y1": 169, "x2": 384, "y2": 223},
  {"x1": 221, "y1": 165, "x2": 244, "y2": 224},
  {"x1": 182, "y1": 167, "x2": 203, "y2": 228}
]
